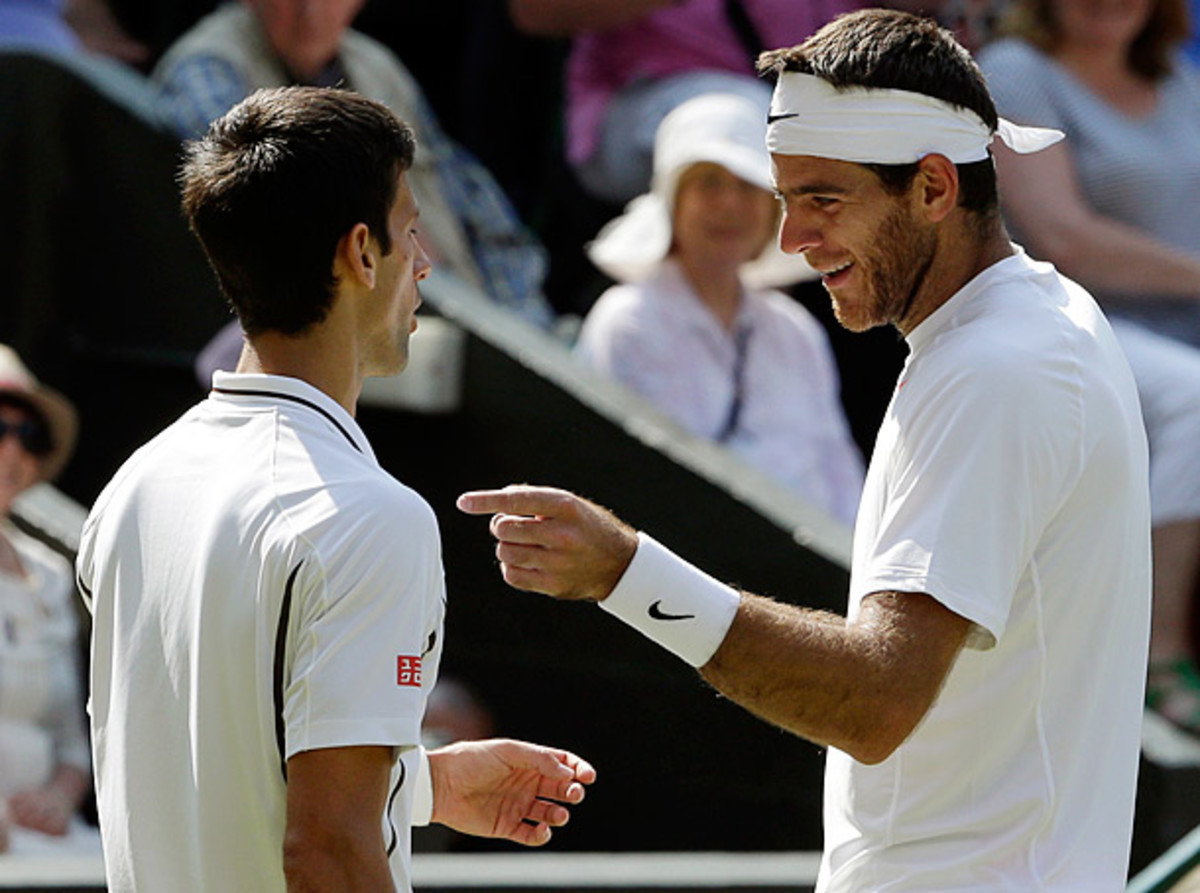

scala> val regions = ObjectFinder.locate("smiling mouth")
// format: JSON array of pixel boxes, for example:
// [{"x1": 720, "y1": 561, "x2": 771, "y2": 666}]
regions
[{"x1": 816, "y1": 259, "x2": 854, "y2": 285}]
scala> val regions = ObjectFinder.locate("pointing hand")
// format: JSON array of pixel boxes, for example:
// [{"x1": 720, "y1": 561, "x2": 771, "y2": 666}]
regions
[{"x1": 456, "y1": 485, "x2": 638, "y2": 602}]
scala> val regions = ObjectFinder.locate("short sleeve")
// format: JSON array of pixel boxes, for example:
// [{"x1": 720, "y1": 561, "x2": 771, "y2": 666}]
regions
[
  {"x1": 853, "y1": 344, "x2": 1080, "y2": 647},
  {"x1": 978, "y1": 40, "x2": 1066, "y2": 130},
  {"x1": 283, "y1": 488, "x2": 444, "y2": 758}
]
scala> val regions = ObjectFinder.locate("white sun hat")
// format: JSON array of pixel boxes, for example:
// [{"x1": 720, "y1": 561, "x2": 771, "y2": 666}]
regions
[
  {"x1": 586, "y1": 92, "x2": 816, "y2": 288},
  {"x1": 0, "y1": 344, "x2": 79, "y2": 482}
]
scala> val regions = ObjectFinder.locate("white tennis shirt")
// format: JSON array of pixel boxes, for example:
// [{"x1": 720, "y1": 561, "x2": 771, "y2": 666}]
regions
[
  {"x1": 78, "y1": 372, "x2": 445, "y2": 892},
  {"x1": 821, "y1": 249, "x2": 1151, "y2": 891},
  {"x1": 601, "y1": 248, "x2": 1150, "y2": 890}
]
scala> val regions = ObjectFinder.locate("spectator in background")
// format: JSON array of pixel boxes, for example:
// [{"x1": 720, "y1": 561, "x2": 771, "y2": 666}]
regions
[
  {"x1": 1188, "y1": 0, "x2": 1200, "y2": 62},
  {"x1": 154, "y1": 0, "x2": 552, "y2": 333},
  {"x1": 575, "y1": 93, "x2": 863, "y2": 526},
  {"x1": 0, "y1": 0, "x2": 79, "y2": 51},
  {"x1": 508, "y1": 0, "x2": 860, "y2": 206},
  {"x1": 0, "y1": 0, "x2": 148, "y2": 63},
  {"x1": 0, "y1": 345, "x2": 95, "y2": 854},
  {"x1": 978, "y1": 0, "x2": 1200, "y2": 735}
]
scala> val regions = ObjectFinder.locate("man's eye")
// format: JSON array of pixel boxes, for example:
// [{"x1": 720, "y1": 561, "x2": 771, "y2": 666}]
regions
[{"x1": 812, "y1": 196, "x2": 840, "y2": 209}]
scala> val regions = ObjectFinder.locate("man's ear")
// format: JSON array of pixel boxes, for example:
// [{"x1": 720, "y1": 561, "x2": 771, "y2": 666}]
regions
[
  {"x1": 337, "y1": 222, "x2": 377, "y2": 289},
  {"x1": 915, "y1": 154, "x2": 960, "y2": 223}
]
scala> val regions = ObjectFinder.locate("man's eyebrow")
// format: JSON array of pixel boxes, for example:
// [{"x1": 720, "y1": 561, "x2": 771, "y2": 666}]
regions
[{"x1": 778, "y1": 181, "x2": 852, "y2": 197}]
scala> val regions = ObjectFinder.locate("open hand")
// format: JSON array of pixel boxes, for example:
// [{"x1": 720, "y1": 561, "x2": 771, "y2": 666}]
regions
[{"x1": 429, "y1": 738, "x2": 596, "y2": 846}]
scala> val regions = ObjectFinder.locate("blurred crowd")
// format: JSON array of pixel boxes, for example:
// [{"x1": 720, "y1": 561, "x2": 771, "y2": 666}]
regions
[{"x1": 2, "y1": 0, "x2": 1200, "y2": 849}]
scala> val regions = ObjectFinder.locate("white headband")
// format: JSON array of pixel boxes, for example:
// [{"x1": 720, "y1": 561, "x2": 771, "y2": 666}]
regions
[{"x1": 766, "y1": 72, "x2": 1064, "y2": 164}]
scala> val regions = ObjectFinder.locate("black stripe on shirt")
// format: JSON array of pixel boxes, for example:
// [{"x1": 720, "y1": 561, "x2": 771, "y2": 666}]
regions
[
  {"x1": 274, "y1": 561, "x2": 303, "y2": 781},
  {"x1": 212, "y1": 387, "x2": 362, "y2": 454},
  {"x1": 386, "y1": 759, "x2": 406, "y2": 856}
]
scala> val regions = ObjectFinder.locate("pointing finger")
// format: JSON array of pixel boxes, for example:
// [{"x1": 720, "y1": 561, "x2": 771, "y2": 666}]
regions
[{"x1": 457, "y1": 485, "x2": 576, "y2": 518}]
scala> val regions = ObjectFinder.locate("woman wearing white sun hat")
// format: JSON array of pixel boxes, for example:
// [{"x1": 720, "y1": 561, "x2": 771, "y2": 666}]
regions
[
  {"x1": 0, "y1": 344, "x2": 96, "y2": 855},
  {"x1": 575, "y1": 92, "x2": 864, "y2": 526}
]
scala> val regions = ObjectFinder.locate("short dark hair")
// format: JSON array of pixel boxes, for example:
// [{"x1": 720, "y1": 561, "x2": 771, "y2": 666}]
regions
[
  {"x1": 181, "y1": 86, "x2": 416, "y2": 336},
  {"x1": 758, "y1": 9, "x2": 1000, "y2": 217}
]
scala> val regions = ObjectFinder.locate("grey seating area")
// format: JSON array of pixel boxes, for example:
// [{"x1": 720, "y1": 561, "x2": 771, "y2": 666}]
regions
[{"x1": 0, "y1": 49, "x2": 229, "y2": 506}]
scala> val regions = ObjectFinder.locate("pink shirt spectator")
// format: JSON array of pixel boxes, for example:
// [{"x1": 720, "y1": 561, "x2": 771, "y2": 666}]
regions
[{"x1": 566, "y1": 0, "x2": 858, "y2": 166}]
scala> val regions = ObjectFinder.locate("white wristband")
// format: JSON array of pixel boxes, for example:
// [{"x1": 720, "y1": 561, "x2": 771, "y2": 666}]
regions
[
  {"x1": 599, "y1": 533, "x2": 741, "y2": 667},
  {"x1": 411, "y1": 745, "x2": 433, "y2": 827}
]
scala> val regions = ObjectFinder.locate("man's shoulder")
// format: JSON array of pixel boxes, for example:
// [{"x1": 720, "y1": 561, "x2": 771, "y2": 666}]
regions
[
  {"x1": 329, "y1": 468, "x2": 438, "y2": 526},
  {"x1": 910, "y1": 262, "x2": 1110, "y2": 409}
]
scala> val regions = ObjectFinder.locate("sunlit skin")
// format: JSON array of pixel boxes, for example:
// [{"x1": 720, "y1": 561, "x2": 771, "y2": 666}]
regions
[
  {"x1": 772, "y1": 154, "x2": 937, "y2": 333},
  {"x1": 245, "y1": 0, "x2": 366, "y2": 81},
  {"x1": 772, "y1": 153, "x2": 1009, "y2": 336},
  {"x1": 358, "y1": 172, "x2": 432, "y2": 379}
]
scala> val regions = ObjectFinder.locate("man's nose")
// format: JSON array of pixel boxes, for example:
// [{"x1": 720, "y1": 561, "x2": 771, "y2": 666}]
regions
[
  {"x1": 414, "y1": 240, "x2": 433, "y2": 281},
  {"x1": 779, "y1": 210, "x2": 822, "y2": 255}
]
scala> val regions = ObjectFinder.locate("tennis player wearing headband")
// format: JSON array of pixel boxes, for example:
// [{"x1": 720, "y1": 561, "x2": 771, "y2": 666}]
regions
[{"x1": 460, "y1": 9, "x2": 1151, "y2": 891}]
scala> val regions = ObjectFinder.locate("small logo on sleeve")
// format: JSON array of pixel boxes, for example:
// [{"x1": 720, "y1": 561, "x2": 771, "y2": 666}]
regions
[
  {"x1": 648, "y1": 600, "x2": 695, "y2": 621},
  {"x1": 397, "y1": 655, "x2": 423, "y2": 687}
]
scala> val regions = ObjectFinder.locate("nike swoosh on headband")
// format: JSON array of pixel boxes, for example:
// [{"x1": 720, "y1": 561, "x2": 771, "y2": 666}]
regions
[
  {"x1": 648, "y1": 600, "x2": 696, "y2": 621},
  {"x1": 767, "y1": 112, "x2": 799, "y2": 124}
]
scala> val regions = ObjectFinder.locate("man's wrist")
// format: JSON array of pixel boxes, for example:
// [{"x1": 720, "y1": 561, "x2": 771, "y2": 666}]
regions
[{"x1": 599, "y1": 533, "x2": 741, "y2": 667}]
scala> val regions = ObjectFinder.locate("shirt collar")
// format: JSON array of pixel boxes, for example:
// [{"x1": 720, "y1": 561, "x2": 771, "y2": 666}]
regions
[
  {"x1": 209, "y1": 371, "x2": 374, "y2": 459},
  {"x1": 905, "y1": 245, "x2": 1031, "y2": 354}
]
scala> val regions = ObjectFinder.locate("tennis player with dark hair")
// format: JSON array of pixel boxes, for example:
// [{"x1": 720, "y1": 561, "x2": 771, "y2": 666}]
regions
[
  {"x1": 460, "y1": 10, "x2": 1150, "y2": 891},
  {"x1": 78, "y1": 86, "x2": 593, "y2": 893}
]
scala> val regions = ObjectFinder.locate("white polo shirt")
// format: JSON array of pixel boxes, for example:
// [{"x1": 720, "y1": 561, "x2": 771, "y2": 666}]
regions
[
  {"x1": 78, "y1": 372, "x2": 445, "y2": 893},
  {"x1": 821, "y1": 250, "x2": 1151, "y2": 891}
]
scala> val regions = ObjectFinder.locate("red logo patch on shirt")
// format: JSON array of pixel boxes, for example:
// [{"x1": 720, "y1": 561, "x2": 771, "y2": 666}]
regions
[{"x1": 397, "y1": 655, "x2": 423, "y2": 687}]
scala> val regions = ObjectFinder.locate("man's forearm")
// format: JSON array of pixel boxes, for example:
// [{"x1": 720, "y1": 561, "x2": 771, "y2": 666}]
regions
[{"x1": 701, "y1": 591, "x2": 969, "y2": 764}]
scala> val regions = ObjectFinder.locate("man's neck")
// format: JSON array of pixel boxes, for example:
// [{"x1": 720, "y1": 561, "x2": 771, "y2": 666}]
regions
[
  {"x1": 897, "y1": 214, "x2": 1012, "y2": 336},
  {"x1": 235, "y1": 328, "x2": 362, "y2": 417}
]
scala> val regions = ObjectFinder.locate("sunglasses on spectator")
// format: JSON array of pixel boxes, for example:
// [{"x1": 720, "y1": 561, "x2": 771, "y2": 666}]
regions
[{"x1": 0, "y1": 416, "x2": 52, "y2": 456}]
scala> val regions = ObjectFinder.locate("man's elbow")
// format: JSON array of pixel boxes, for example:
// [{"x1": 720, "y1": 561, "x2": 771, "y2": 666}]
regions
[
  {"x1": 282, "y1": 827, "x2": 332, "y2": 887},
  {"x1": 835, "y1": 700, "x2": 927, "y2": 766},
  {"x1": 282, "y1": 827, "x2": 381, "y2": 890}
]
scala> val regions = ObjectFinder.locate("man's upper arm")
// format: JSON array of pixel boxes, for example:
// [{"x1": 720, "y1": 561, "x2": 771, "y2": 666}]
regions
[{"x1": 852, "y1": 590, "x2": 972, "y2": 758}]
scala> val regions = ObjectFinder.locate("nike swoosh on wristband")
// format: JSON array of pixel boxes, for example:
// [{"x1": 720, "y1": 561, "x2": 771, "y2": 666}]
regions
[
  {"x1": 767, "y1": 112, "x2": 799, "y2": 124},
  {"x1": 648, "y1": 600, "x2": 696, "y2": 621}
]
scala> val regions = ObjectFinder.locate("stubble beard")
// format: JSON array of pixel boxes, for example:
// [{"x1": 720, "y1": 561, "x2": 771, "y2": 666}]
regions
[{"x1": 831, "y1": 202, "x2": 936, "y2": 334}]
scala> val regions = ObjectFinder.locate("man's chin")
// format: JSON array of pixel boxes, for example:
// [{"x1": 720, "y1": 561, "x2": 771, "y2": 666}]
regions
[
  {"x1": 364, "y1": 353, "x2": 409, "y2": 380},
  {"x1": 830, "y1": 296, "x2": 882, "y2": 334}
]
